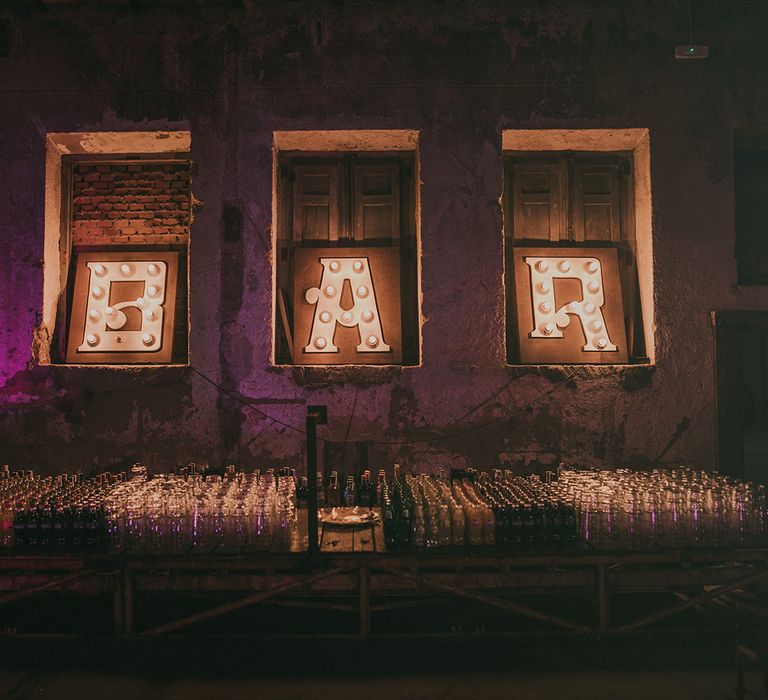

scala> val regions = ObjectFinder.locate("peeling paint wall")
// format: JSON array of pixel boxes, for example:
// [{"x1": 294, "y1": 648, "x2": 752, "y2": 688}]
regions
[{"x1": 1, "y1": 1, "x2": 766, "y2": 474}]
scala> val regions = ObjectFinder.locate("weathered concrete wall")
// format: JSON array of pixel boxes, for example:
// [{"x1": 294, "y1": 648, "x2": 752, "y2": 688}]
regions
[{"x1": 1, "y1": 0, "x2": 766, "y2": 474}]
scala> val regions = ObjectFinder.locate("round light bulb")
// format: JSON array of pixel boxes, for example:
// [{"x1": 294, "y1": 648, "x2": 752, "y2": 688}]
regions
[
  {"x1": 539, "y1": 282, "x2": 551, "y2": 294},
  {"x1": 329, "y1": 261, "x2": 340, "y2": 272},
  {"x1": 147, "y1": 285, "x2": 159, "y2": 297},
  {"x1": 587, "y1": 281, "x2": 600, "y2": 293},
  {"x1": 142, "y1": 333, "x2": 155, "y2": 346},
  {"x1": 540, "y1": 301, "x2": 552, "y2": 313},
  {"x1": 315, "y1": 337, "x2": 327, "y2": 349},
  {"x1": 86, "y1": 333, "x2": 99, "y2": 346},
  {"x1": 597, "y1": 337, "x2": 608, "y2": 349},
  {"x1": 105, "y1": 306, "x2": 115, "y2": 317},
  {"x1": 91, "y1": 286, "x2": 104, "y2": 298},
  {"x1": 93, "y1": 264, "x2": 106, "y2": 276},
  {"x1": 362, "y1": 310, "x2": 374, "y2": 322},
  {"x1": 536, "y1": 260, "x2": 549, "y2": 273},
  {"x1": 147, "y1": 263, "x2": 159, "y2": 276},
  {"x1": 367, "y1": 335, "x2": 379, "y2": 348},
  {"x1": 543, "y1": 322, "x2": 554, "y2": 335},
  {"x1": 120, "y1": 263, "x2": 132, "y2": 276},
  {"x1": 342, "y1": 311, "x2": 353, "y2": 322},
  {"x1": 353, "y1": 260, "x2": 364, "y2": 272},
  {"x1": 586, "y1": 260, "x2": 599, "y2": 273},
  {"x1": 324, "y1": 285, "x2": 336, "y2": 297},
  {"x1": 144, "y1": 308, "x2": 156, "y2": 321},
  {"x1": 584, "y1": 302, "x2": 596, "y2": 314},
  {"x1": 319, "y1": 311, "x2": 331, "y2": 323},
  {"x1": 88, "y1": 309, "x2": 101, "y2": 322},
  {"x1": 591, "y1": 319, "x2": 603, "y2": 332},
  {"x1": 558, "y1": 260, "x2": 571, "y2": 273},
  {"x1": 136, "y1": 297, "x2": 145, "y2": 307},
  {"x1": 356, "y1": 285, "x2": 369, "y2": 298}
]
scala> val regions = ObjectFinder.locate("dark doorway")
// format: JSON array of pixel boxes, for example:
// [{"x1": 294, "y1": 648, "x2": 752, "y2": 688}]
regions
[{"x1": 716, "y1": 311, "x2": 768, "y2": 483}]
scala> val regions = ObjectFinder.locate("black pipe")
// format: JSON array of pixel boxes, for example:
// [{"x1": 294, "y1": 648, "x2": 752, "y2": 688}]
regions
[{"x1": 306, "y1": 405, "x2": 327, "y2": 558}]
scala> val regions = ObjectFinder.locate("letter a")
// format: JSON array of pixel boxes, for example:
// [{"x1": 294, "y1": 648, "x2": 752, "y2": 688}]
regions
[{"x1": 304, "y1": 257, "x2": 391, "y2": 354}]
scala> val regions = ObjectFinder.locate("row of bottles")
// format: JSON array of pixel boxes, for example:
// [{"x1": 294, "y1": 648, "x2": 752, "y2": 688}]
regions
[
  {"x1": 0, "y1": 464, "x2": 297, "y2": 553},
  {"x1": 3, "y1": 463, "x2": 766, "y2": 553},
  {"x1": 296, "y1": 469, "x2": 380, "y2": 508},
  {"x1": 378, "y1": 466, "x2": 577, "y2": 550}
]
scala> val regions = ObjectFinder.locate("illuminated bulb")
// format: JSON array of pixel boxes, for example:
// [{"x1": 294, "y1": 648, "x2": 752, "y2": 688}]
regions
[
  {"x1": 342, "y1": 310, "x2": 353, "y2": 322},
  {"x1": 144, "y1": 308, "x2": 156, "y2": 321},
  {"x1": 319, "y1": 311, "x2": 331, "y2": 323},
  {"x1": 329, "y1": 261, "x2": 340, "y2": 272},
  {"x1": 147, "y1": 285, "x2": 160, "y2": 297},
  {"x1": 540, "y1": 301, "x2": 552, "y2": 313},
  {"x1": 105, "y1": 306, "x2": 115, "y2": 317},
  {"x1": 315, "y1": 337, "x2": 327, "y2": 350},
  {"x1": 586, "y1": 260, "x2": 599, "y2": 273},
  {"x1": 558, "y1": 260, "x2": 571, "y2": 273},
  {"x1": 536, "y1": 260, "x2": 549, "y2": 273},
  {"x1": 147, "y1": 263, "x2": 159, "y2": 276},
  {"x1": 587, "y1": 281, "x2": 600, "y2": 293},
  {"x1": 324, "y1": 285, "x2": 336, "y2": 297},
  {"x1": 362, "y1": 310, "x2": 374, "y2": 322},
  {"x1": 353, "y1": 260, "x2": 364, "y2": 272},
  {"x1": 597, "y1": 337, "x2": 608, "y2": 349},
  {"x1": 543, "y1": 322, "x2": 554, "y2": 335},
  {"x1": 591, "y1": 319, "x2": 603, "y2": 332},
  {"x1": 538, "y1": 282, "x2": 551, "y2": 294},
  {"x1": 91, "y1": 286, "x2": 104, "y2": 298},
  {"x1": 367, "y1": 335, "x2": 379, "y2": 348},
  {"x1": 93, "y1": 264, "x2": 106, "y2": 276},
  {"x1": 584, "y1": 302, "x2": 596, "y2": 314},
  {"x1": 88, "y1": 309, "x2": 101, "y2": 322},
  {"x1": 86, "y1": 333, "x2": 99, "y2": 346},
  {"x1": 136, "y1": 297, "x2": 145, "y2": 308},
  {"x1": 142, "y1": 333, "x2": 155, "y2": 346},
  {"x1": 356, "y1": 285, "x2": 369, "y2": 298},
  {"x1": 120, "y1": 263, "x2": 132, "y2": 276}
]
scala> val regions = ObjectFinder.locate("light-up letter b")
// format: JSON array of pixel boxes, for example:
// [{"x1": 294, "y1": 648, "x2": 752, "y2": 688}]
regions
[
  {"x1": 304, "y1": 257, "x2": 390, "y2": 353},
  {"x1": 525, "y1": 256, "x2": 617, "y2": 352}
]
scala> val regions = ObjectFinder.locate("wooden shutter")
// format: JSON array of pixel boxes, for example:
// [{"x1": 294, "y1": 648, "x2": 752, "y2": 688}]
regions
[
  {"x1": 292, "y1": 165, "x2": 340, "y2": 242},
  {"x1": 509, "y1": 162, "x2": 564, "y2": 241},
  {"x1": 572, "y1": 164, "x2": 621, "y2": 242},
  {"x1": 353, "y1": 164, "x2": 400, "y2": 241}
]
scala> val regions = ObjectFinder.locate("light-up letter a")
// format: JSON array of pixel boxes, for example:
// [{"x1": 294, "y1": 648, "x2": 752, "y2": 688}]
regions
[
  {"x1": 525, "y1": 256, "x2": 617, "y2": 352},
  {"x1": 303, "y1": 257, "x2": 391, "y2": 353}
]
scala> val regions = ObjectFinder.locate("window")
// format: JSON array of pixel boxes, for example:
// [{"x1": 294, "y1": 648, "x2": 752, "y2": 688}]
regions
[
  {"x1": 504, "y1": 149, "x2": 647, "y2": 364},
  {"x1": 275, "y1": 149, "x2": 419, "y2": 365},
  {"x1": 43, "y1": 133, "x2": 191, "y2": 366},
  {"x1": 735, "y1": 130, "x2": 768, "y2": 285}
]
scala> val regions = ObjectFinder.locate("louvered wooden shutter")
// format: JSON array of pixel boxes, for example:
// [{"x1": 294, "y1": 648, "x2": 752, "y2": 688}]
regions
[
  {"x1": 509, "y1": 163, "x2": 564, "y2": 241},
  {"x1": 572, "y1": 164, "x2": 621, "y2": 243},
  {"x1": 353, "y1": 164, "x2": 400, "y2": 241},
  {"x1": 292, "y1": 165, "x2": 340, "y2": 242}
]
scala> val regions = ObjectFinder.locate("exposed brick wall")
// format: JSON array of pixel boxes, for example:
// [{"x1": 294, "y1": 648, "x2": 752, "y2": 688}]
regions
[{"x1": 71, "y1": 161, "x2": 191, "y2": 246}]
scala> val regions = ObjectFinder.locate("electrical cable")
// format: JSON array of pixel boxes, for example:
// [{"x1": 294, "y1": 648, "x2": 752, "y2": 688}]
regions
[{"x1": 186, "y1": 363, "x2": 583, "y2": 447}]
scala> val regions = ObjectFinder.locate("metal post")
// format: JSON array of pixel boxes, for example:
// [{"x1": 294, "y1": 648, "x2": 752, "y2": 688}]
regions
[
  {"x1": 124, "y1": 570, "x2": 134, "y2": 635},
  {"x1": 113, "y1": 570, "x2": 124, "y2": 636},
  {"x1": 597, "y1": 563, "x2": 609, "y2": 632},
  {"x1": 307, "y1": 405, "x2": 327, "y2": 559},
  {"x1": 359, "y1": 566, "x2": 371, "y2": 635}
]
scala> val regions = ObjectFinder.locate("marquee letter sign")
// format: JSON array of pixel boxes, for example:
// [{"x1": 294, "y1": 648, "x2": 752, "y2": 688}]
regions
[
  {"x1": 66, "y1": 251, "x2": 179, "y2": 364},
  {"x1": 513, "y1": 247, "x2": 628, "y2": 364},
  {"x1": 293, "y1": 247, "x2": 402, "y2": 365}
]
